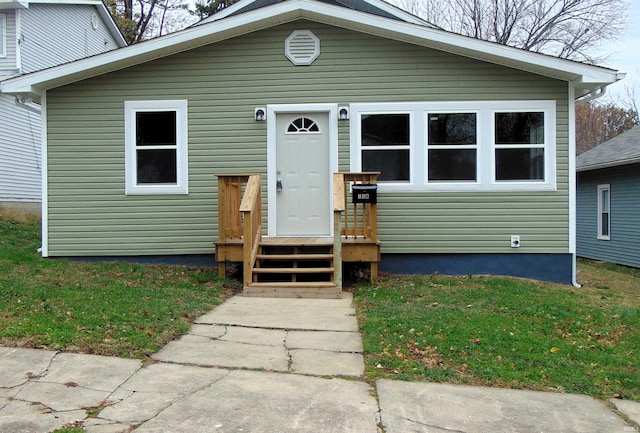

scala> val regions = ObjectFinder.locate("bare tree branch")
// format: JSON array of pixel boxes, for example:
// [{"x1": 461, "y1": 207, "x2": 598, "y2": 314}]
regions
[{"x1": 392, "y1": 0, "x2": 630, "y2": 63}]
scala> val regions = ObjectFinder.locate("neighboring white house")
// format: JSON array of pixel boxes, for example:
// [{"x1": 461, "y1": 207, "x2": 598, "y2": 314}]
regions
[{"x1": 0, "y1": 0, "x2": 126, "y2": 213}]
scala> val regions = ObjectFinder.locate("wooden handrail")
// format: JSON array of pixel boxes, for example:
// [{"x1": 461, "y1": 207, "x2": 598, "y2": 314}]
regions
[
  {"x1": 239, "y1": 174, "x2": 262, "y2": 287},
  {"x1": 333, "y1": 173, "x2": 345, "y2": 213}
]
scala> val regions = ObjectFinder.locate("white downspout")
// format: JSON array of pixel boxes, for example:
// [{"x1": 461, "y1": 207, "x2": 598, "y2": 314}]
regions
[
  {"x1": 40, "y1": 91, "x2": 49, "y2": 257},
  {"x1": 571, "y1": 82, "x2": 612, "y2": 287},
  {"x1": 568, "y1": 84, "x2": 580, "y2": 288}
]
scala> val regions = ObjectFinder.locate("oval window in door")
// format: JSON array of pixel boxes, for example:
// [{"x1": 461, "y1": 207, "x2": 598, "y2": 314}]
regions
[{"x1": 287, "y1": 117, "x2": 320, "y2": 133}]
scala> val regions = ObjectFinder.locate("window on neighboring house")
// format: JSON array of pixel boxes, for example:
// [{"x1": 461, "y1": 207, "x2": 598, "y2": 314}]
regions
[
  {"x1": 427, "y1": 112, "x2": 477, "y2": 181},
  {"x1": 360, "y1": 113, "x2": 410, "y2": 182},
  {"x1": 0, "y1": 14, "x2": 6, "y2": 58},
  {"x1": 597, "y1": 184, "x2": 610, "y2": 240},
  {"x1": 125, "y1": 100, "x2": 188, "y2": 195},
  {"x1": 494, "y1": 112, "x2": 545, "y2": 181}
]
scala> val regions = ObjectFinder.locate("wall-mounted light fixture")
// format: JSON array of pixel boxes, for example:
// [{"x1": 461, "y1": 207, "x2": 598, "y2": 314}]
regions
[
  {"x1": 338, "y1": 106, "x2": 349, "y2": 121},
  {"x1": 255, "y1": 107, "x2": 266, "y2": 121}
]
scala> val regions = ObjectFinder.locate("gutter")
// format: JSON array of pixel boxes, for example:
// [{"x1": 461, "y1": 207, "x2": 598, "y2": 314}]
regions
[
  {"x1": 574, "y1": 85, "x2": 606, "y2": 104},
  {"x1": 576, "y1": 158, "x2": 640, "y2": 172}
]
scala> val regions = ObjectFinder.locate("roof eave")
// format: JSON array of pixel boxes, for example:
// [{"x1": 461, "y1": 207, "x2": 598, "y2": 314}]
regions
[
  {"x1": 95, "y1": 2, "x2": 128, "y2": 47},
  {"x1": 2, "y1": 7, "x2": 303, "y2": 100},
  {"x1": 1, "y1": 0, "x2": 620, "y2": 100},
  {"x1": 577, "y1": 157, "x2": 640, "y2": 172}
]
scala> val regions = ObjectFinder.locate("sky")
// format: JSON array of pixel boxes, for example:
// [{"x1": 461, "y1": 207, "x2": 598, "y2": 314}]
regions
[{"x1": 595, "y1": 0, "x2": 640, "y2": 108}]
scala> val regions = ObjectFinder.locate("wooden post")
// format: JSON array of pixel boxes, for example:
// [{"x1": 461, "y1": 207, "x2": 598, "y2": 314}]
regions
[{"x1": 333, "y1": 173, "x2": 345, "y2": 288}]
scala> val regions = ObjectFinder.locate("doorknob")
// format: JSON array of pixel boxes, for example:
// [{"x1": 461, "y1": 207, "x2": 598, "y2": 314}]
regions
[{"x1": 277, "y1": 179, "x2": 283, "y2": 192}]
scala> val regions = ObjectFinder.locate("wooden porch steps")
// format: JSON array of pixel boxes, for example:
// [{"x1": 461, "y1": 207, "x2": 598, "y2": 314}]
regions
[
  {"x1": 215, "y1": 173, "x2": 381, "y2": 298},
  {"x1": 243, "y1": 282, "x2": 342, "y2": 299},
  {"x1": 253, "y1": 267, "x2": 335, "y2": 274},
  {"x1": 247, "y1": 237, "x2": 340, "y2": 298}
]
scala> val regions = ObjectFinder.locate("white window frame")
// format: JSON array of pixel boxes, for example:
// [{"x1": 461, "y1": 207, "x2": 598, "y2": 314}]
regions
[
  {"x1": 355, "y1": 108, "x2": 414, "y2": 185},
  {"x1": 597, "y1": 184, "x2": 610, "y2": 240},
  {"x1": 426, "y1": 110, "x2": 479, "y2": 184},
  {"x1": 124, "y1": 100, "x2": 188, "y2": 195},
  {"x1": 492, "y1": 106, "x2": 550, "y2": 184},
  {"x1": 350, "y1": 101, "x2": 556, "y2": 192},
  {"x1": 0, "y1": 14, "x2": 6, "y2": 58}
]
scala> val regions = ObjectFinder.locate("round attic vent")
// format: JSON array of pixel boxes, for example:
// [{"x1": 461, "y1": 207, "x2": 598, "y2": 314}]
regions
[{"x1": 285, "y1": 30, "x2": 320, "y2": 66}]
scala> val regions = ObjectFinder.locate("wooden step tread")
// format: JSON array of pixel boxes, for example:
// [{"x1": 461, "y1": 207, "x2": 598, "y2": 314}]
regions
[
  {"x1": 243, "y1": 283, "x2": 342, "y2": 299},
  {"x1": 247, "y1": 282, "x2": 338, "y2": 288},
  {"x1": 252, "y1": 267, "x2": 334, "y2": 274},
  {"x1": 260, "y1": 237, "x2": 333, "y2": 247},
  {"x1": 256, "y1": 254, "x2": 333, "y2": 260}
]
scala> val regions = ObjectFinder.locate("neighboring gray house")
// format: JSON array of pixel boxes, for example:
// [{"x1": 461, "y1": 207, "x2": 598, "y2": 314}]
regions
[
  {"x1": 0, "y1": 0, "x2": 126, "y2": 212},
  {"x1": 577, "y1": 125, "x2": 640, "y2": 268}
]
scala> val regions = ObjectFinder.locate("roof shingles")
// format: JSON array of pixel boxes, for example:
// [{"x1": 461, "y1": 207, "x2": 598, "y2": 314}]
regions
[{"x1": 577, "y1": 125, "x2": 640, "y2": 171}]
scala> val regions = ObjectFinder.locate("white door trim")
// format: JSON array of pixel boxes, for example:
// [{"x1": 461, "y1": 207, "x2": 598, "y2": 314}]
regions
[{"x1": 266, "y1": 103, "x2": 338, "y2": 237}]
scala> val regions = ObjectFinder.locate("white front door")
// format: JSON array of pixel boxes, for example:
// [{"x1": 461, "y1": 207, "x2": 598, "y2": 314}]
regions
[{"x1": 274, "y1": 111, "x2": 331, "y2": 236}]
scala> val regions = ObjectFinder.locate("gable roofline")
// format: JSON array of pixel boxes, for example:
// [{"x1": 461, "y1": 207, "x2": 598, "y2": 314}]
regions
[
  {"x1": 1, "y1": 0, "x2": 619, "y2": 101},
  {"x1": 577, "y1": 126, "x2": 640, "y2": 172},
  {"x1": 93, "y1": 0, "x2": 128, "y2": 47},
  {"x1": 196, "y1": 0, "x2": 437, "y2": 27},
  {"x1": 0, "y1": 0, "x2": 127, "y2": 47}
]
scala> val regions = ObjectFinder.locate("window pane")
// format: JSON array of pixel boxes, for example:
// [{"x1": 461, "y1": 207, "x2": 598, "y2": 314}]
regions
[
  {"x1": 495, "y1": 112, "x2": 544, "y2": 144},
  {"x1": 136, "y1": 111, "x2": 177, "y2": 146},
  {"x1": 288, "y1": 117, "x2": 319, "y2": 133},
  {"x1": 362, "y1": 149, "x2": 409, "y2": 181},
  {"x1": 601, "y1": 213, "x2": 609, "y2": 237},
  {"x1": 362, "y1": 114, "x2": 409, "y2": 146},
  {"x1": 601, "y1": 189, "x2": 610, "y2": 212},
  {"x1": 137, "y1": 149, "x2": 177, "y2": 184},
  {"x1": 428, "y1": 113, "x2": 476, "y2": 145},
  {"x1": 428, "y1": 149, "x2": 476, "y2": 181},
  {"x1": 495, "y1": 148, "x2": 544, "y2": 180}
]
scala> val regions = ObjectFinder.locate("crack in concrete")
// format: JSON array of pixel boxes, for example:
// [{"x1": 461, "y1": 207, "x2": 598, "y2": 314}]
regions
[
  {"x1": 118, "y1": 369, "x2": 233, "y2": 427},
  {"x1": 397, "y1": 415, "x2": 468, "y2": 433},
  {"x1": 284, "y1": 330, "x2": 294, "y2": 371}
]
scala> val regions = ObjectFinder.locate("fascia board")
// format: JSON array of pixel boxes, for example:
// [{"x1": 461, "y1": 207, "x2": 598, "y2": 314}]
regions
[
  {"x1": 31, "y1": 0, "x2": 127, "y2": 46},
  {"x1": 300, "y1": 3, "x2": 618, "y2": 85},
  {"x1": 95, "y1": 3, "x2": 127, "y2": 47},
  {"x1": 199, "y1": 0, "x2": 436, "y2": 26},
  {"x1": 1, "y1": 6, "x2": 303, "y2": 95},
  {"x1": 0, "y1": 0, "x2": 28, "y2": 8},
  {"x1": 25, "y1": 0, "x2": 104, "y2": 4},
  {"x1": 357, "y1": 0, "x2": 435, "y2": 26},
  {"x1": 577, "y1": 158, "x2": 640, "y2": 172},
  {"x1": 1, "y1": 0, "x2": 619, "y2": 96},
  {"x1": 198, "y1": 0, "x2": 256, "y2": 22}
]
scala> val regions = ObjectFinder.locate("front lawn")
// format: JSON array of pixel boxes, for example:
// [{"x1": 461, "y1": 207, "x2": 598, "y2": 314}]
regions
[
  {"x1": 3, "y1": 210, "x2": 639, "y2": 402},
  {"x1": 354, "y1": 264, "x2": 640, "y2": 401},
  {"x1": 0, "y1": 211, "x2": 231, "y2": 359}
]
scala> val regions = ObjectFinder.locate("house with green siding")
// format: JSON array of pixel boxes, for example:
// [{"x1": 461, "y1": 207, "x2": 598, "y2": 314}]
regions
[{"x1": 1, "y1": 0, "x2": 621, "y2": 295}]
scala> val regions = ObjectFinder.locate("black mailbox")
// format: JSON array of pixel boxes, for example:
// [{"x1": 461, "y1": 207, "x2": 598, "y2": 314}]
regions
[{"x1": 352, "y1": 184, "x2": 377, "y2": 204}]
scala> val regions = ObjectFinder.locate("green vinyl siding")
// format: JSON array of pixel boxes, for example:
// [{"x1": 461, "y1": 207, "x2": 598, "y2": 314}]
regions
[{"x1": 45, "y1": 20, "x2": 569, "y2": 257}]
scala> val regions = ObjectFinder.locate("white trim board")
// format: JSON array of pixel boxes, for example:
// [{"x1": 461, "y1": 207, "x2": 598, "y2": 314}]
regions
[
  {"x1": 266, "y1": 103, "x2": 338, "y2": 237},
  {"x1": 1, "y1": 0, "x2": 619, "y2": 102}
]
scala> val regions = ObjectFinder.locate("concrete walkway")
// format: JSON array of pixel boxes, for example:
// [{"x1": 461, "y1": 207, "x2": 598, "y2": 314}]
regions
[{"x1": 1, "y1": 293, "x2": 638, "y2": 433}]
